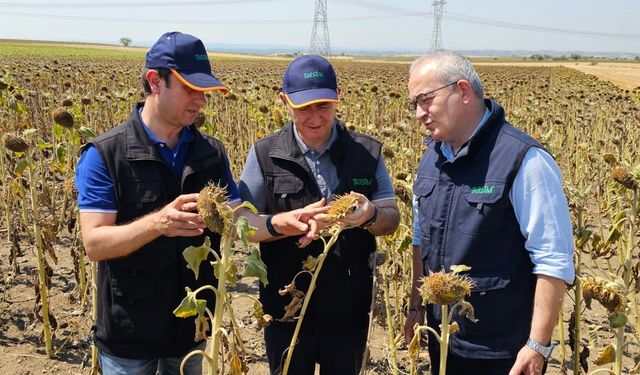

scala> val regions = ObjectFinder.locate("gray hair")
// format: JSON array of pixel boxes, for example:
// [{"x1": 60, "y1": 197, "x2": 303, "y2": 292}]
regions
[{"x1": 409, "y1": 51, "x2": 484, "y2": 99}]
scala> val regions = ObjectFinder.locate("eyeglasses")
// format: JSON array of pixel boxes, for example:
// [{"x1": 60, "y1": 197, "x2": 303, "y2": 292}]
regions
[{"x1": 408, "y1": 81, "x2": 457, "y2": 111}]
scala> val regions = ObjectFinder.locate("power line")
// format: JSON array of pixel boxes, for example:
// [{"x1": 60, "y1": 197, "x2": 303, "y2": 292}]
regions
[
  {"x1": 0, "y1": 0, "x2": 278, "y2": 7},
  {"x1": 0, "y1": 10, "x2": 426, "y2": 24},
  {"x1": 337, "y1": 0, "x2": 640, "y2": 41}
]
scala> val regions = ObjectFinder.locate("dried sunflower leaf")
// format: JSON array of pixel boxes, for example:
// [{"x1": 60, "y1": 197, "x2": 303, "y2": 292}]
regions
[
  {"x1": 458, "y1": 300, "x2": 479, "y2": 323},
  {"x1": 244, "y1": 248, "x2": 268, "y2": 286},
  {"x1": 278, "y1": 282, "x2": 296, "y2": 296},
  {"x1": 593, "y1": 344, "x2": 615, "y2": 365},
  {"x1": 173, "y1": 287, "x2": 207, "y2": 318},
  {"x1": 302, "y1": 255, "x2": 319, "y2": 272},
  {"x1": 280, "y1": 289, "x2": 304, "y2": 322},
  {"x1": 182, "y1": 236, "x2": 212, "y2": 280}
]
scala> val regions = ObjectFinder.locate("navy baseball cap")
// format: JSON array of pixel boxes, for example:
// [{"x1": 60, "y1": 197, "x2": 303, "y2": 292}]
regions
[
  {"x1": 282, "y1": 55, "x2": 339, "y2": 108},
  {"x1": 145, "y1": 31, "x2": 227, "y2": 92}
]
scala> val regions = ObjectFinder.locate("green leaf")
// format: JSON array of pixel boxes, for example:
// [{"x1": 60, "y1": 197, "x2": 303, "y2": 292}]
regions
[
  {"x1": 52, "y1": 123, "x2": 64, "y2": 141},
  {"x1": 235, "y1": 216, "x2": 255, "y2": 248},
  {"x1": 245, "y1": 248, "x2": 269, "y2": 286},
  {"x1": 14, "y1": 158, "x2": 30, "y2": 176},
  {"x1": 182, "y1": 236, "x2": 212, "y2": 280},
  {"x1": 238, "y1": 200, "x2": 258, "y2": 214},
  {"x1": 173, "y1": 287, "x2": 207, "y2": 318},
  {"x1": 79, "y1": 126, "x2": 97, "y2": 138},
  {"x1": 55, "y1": 143, "x2": 67, "y2": 164},
  {"x1": 37, "y1": 141, "x2": 53, "y2": 150},
  {"x1": 212, "y1": 258, "x2": 239, "y2": 287},
  {"x1": 450, "y1": 264, "x2": 472, "y2": 274}
]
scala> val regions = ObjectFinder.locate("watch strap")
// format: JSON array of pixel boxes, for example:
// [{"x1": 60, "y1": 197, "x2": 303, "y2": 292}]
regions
[{"x1": 526, "y1": 338, "x2": 554, "y2": 360}]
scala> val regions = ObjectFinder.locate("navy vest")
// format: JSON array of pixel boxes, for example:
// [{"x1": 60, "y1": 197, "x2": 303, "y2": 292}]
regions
[
  {"x1": 414, "y1": 100, "x2": 540, "y2": 359},
  {"x1": 253, "y1": 121, "x2": 380, "y2": 330},
  {"x1": 89, "y1": 104, "x2": 228, "y2": 358}
]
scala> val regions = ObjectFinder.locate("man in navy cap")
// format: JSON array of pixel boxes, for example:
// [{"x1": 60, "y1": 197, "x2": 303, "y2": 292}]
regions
[
  {"x1": 76, "y1": 32, "x2": 326, "y2": 375},
  {"x1": 238, "y1": 55, "x2": 400, "y2": 374}
]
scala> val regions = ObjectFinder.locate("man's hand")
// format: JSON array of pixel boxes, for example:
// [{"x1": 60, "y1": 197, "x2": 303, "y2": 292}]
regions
[
  {"x1": 343, "y1": 192, "x2": 376, "y2": 227},
  {"x1": 152, "y1": 193, "x2": 206, "y2": 237},
  {"x1": 271, "y1": 198, "x2": 328, "y2": 245},
  {"x1": 404, "y1": 309, "x2": 426, "y2": 346},
  {"x1": 509, "y1": 346, "x2": 545, "y2": 375}
]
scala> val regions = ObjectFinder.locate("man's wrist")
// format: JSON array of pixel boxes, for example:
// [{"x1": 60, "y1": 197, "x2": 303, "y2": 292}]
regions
[
  {"x1": 526, "y1": 337, "x2": 554, "y2": 360},
  {"x1": 360, "y1": 205, "x2": 378, "y2": 229},
  {"x1": 265, "y1": 215, "x2": 282, "y2": 237}
]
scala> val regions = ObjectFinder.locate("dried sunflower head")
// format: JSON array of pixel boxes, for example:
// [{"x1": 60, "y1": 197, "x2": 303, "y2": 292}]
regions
[
  {"x1": 602, "y1": 153, "x2": 617, "y2": 166},
  {"x1": 582, "y1": 277, "x2": 624, "y2": 313},
  {"x1": 52, "y1": 108, "x2": 74, "y2": 128},
  {"x1": 419, "y1": 271, "x2": 474, "y2": 305},
  {"x1": 197, "y1": 184, "x2": 232, "y2": 234},
  {"x1": 327, "y1": 194, "x2": 358, "y2": 221},
  {"x1": 611, "y1": 166, "x2": 637, "y2": 190},
  {"x1": 3, "y1": 134, "x2": 29, "y2": 153}
]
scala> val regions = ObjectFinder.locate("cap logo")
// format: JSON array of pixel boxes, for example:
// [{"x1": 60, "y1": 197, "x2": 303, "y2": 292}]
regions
[
  {"x1": 195, "y1": 54, "x2": 208, "y2": 61},
  {"x1": 304, "y1": 71, "x2": 324, "y2": 79}
]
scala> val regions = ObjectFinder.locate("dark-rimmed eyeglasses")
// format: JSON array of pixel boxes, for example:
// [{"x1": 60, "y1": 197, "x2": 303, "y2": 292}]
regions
[{"x1": 408, "y1": 81, "x2": 457, "y2": 111}]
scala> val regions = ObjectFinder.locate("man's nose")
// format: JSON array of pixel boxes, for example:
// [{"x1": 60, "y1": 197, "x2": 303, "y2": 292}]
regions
[{"x1": 415, "y1": 104, "x2": 427, "y2": 120}]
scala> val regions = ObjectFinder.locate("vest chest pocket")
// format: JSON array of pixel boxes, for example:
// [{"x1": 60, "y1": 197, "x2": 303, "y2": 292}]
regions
[
  {"x1": 120, "y1": 181, "x2": 164, "y2": 210},
  {"x1": 413, "y1": 177, "x2": 437, "y2": 239},
  {"x1": 268, "y1": 174, "x2": 306, "y2": 211},
  {"x1": 458, "y1": 183, "x2": 507, "y2": 236}
]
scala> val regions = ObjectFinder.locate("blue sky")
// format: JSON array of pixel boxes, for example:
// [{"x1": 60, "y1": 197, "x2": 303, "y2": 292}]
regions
[{"x1": 1, "y1": 0, "x2": 638, "y2": 53}]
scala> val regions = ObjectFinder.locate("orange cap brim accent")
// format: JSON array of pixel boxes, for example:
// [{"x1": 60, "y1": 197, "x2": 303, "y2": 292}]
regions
[
  {"x1": 170, "y1": 69, "x2": 228, "y2": 93},
  {"x1": 284, "y1": 93, "x2": 340, "y2": 109}
]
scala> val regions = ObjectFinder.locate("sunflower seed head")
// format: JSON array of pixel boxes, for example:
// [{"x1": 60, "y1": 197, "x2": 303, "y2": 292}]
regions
[
  {"x1": 582, "y1": 277, "x2": 624, "y2": 313},
  {"x1": 419, "y1": 271, "x2": 474, "y2": 305},
  {"x1": 197, "y1": 183, "x2": 232, "y2": 234},
  {"x1": 52, "y1": 108, "x2": 74, "y2": 128},
  {"x1": 611, "y1": 166, "x2": 637, "y2": 190},
  {"x1": 3, "y1": 134, "x2": 29, "y2": 153},
  {"x1": 327, "y1": 194, "x2": 358, "y2": 221}
]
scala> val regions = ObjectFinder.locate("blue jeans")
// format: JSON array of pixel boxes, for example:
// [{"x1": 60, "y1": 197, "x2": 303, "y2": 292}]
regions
[{"x1": 99, "y1": 342, "x2": 206, "y2": 375}]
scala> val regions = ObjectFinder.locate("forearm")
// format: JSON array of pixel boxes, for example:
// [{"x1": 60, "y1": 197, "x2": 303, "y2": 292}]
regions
[
  {"x1": 410, "y1": 245, "x2": 424, "y2": 306},
  {"x1": 82, "y1": 213, "x2": 160, "y2": 261},
  {"x1": 529, "y1": 274, "x2": 566, "y2": 344},
  {"x1": 366, "y1": 201, "x2": 400, "y2": 236}
]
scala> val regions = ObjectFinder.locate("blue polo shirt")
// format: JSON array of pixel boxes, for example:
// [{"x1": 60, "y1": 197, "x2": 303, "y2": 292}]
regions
[{"x1": 76, "y1": 109, "x2": 240, "y2": 213}]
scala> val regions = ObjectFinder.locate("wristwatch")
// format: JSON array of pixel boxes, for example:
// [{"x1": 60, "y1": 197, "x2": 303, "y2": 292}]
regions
[
  {"x1": 526, "y1": 338, "x2": 555, "y2": 360},
  {"x1": 360, "y1": 206, "x2": 378, "y2": 230}
]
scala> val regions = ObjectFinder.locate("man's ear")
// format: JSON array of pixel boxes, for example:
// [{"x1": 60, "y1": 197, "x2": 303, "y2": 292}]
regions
[
  {"x1": 457, "y1": 80, "x2": 474, "y2": 104},
  {"x1": 278, "y1": 92, "x2": 288, "y2": 106},
  {"x1": 146, "y1": 70, "x2": 161, "y2": 94}
]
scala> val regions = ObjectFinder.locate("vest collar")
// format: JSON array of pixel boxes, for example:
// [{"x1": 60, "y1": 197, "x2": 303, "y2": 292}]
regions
[
  {"x1": 429, "y1": 99, "x2": 506, "y2": 166},
  {"x1": 124, "y1": 103, "x2": 213, "y2": 165}
]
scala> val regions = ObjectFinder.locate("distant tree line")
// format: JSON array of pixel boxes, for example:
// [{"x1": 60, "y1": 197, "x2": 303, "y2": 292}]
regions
[{"x1": 527, "y1": 53, "x2": 640, "y2": 61}]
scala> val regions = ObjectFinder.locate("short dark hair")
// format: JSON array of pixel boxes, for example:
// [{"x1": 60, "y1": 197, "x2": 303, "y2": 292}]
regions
[{"x1": 141, "y1": 68, "x2": 171, "y2": 96}]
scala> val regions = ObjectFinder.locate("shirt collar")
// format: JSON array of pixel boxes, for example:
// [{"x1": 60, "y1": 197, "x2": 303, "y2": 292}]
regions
[
  {"x1": 292, "y1": 121, "x2": 338, "y2": 155},
  {"x1": 137, "y1": 107, "x2": 194, "y2": 149},
  {"x1": 440, "y1": 107, "x2": 491, "y2": 162}
]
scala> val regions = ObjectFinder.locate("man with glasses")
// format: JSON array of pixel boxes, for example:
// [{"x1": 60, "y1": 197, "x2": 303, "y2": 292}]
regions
[
  {"x1": 239, "y1": 55, "x2": 400, "y2": 374},
  {"x1": 404, "y1": 51, "x2": 574, "y2": 375}
]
